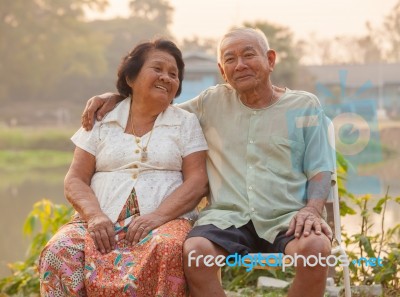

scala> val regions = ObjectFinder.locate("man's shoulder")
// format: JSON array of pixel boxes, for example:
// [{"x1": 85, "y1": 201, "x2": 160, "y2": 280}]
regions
[
  {"x1": 284, "y1": 89, "x2": 321, "y2": 107},
  {"x1": 163, "y1": 105, "x2": 198, "y2": 122},
  {"x1": 201, "y1": 83, "x2": 235, "y2": 97}
]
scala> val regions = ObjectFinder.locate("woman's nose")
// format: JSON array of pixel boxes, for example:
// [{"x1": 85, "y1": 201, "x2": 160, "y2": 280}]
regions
[{"x1": 159, "y1": 72, "x2": 170, "y2": 82}]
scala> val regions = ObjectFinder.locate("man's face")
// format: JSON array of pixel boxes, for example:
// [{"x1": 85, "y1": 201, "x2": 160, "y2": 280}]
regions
[{"x1": 218, "y1": 34, "x2": 275, "y2": 93}]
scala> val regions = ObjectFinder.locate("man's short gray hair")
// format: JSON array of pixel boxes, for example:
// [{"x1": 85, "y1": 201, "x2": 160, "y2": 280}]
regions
[{"x1": 217, "y1": 27, "x2": 270, "y2": 63}]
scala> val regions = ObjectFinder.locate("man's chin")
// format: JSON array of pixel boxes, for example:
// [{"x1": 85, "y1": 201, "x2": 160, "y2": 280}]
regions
[{"x1": 232, "y1": 81, "x2": 254, "y2": 92}]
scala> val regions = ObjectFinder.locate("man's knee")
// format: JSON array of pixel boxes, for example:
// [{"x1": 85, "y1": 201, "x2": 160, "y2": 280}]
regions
[
  {"x1": 287, "y1": 233, "x2": 331, "y2": 257},
  {"x1": 184, "y1": 237, "x2": 211, "y2": 266},
  {"x1": 302, "y1": 234, "x2": 331, "y2": 257},
  {"x1": 183, "y1": 237, "x2": 226, "y2": 271}
]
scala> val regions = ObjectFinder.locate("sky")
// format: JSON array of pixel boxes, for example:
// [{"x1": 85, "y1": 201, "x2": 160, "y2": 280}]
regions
[{"x1": 85, "y1": 0, "x2": 398, "y2": 41}]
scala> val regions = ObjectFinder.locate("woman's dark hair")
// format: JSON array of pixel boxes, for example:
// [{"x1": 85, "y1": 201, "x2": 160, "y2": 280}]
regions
[{"x1": 116, "y1": 38, "x2": 184, "y2": 98}]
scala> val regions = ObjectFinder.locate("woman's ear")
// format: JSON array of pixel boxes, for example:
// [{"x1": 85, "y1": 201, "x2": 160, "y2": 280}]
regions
[{"x1": 126, "y1": 77, "x2": 134, "y2": 88}]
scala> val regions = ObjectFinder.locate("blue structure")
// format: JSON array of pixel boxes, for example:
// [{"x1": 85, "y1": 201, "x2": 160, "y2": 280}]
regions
[{"x1": 175, "y1": 51, "x2": 222, "y2": 104}]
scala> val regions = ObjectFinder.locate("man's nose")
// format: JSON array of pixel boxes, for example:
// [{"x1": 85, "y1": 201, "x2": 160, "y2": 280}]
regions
[{"x1": 235, "y1": 57, "x2": 247, "y2": 71}]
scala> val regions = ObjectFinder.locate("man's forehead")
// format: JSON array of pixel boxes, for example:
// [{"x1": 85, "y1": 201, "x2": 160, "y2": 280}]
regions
[{"x1": 222, "y1": 44, "x2": 258, "y2": 57}]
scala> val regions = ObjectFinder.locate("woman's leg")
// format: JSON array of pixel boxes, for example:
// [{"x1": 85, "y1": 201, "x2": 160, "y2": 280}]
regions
[
  {"x1": 39, "y1": 218, "x2": 87, "y2": 297},
  {"x1": 133, "y1": 218, "x2": 192, "y2": 297}
]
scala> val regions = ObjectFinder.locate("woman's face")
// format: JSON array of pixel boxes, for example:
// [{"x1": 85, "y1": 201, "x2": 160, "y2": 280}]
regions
[{"x1": 128, "y1": 49, "x2": 180, "y2": 107}]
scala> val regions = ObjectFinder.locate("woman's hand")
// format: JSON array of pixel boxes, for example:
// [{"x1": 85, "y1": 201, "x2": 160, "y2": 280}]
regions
[
  {"x1": 125, "y1": 213, "x2": 167, "y2": 245},
  {"x1": 87, "y1": 213, "x2": 116, "y2": 254}
]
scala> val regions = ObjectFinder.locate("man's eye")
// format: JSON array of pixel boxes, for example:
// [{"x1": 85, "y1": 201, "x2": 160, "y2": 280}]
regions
[{"x1": 225, "y1": 58, "x2": 234, "y2": 63}]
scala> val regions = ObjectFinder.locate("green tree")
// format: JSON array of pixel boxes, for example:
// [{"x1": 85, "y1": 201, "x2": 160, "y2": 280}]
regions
[
  {"x1": 180, "y1": 36, "x2": 217, "y2": 55},
  {"x1": 383, "y1": 0, "x2": 400, "y2": 62},
  {"x1": 0, "y1": 0, "x2": 108, "y2": 102},
  {"x1": 129, "y1": 0, "x2": 173, "y2": 28},
  {"x1": 243, "y1": 21, "x2": 300, "y2": 88},
  {"x1": 82, "y1": 15, "x2": 173, "y2": 102}
]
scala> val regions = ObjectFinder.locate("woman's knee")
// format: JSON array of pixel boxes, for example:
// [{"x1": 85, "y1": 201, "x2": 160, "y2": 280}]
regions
[{"x1": 40, "y1": 232, "x2": 85, "y2": 271}]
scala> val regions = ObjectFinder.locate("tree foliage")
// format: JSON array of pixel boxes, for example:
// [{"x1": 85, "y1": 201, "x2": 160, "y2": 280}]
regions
[
  {"x1": 129, "y1": 0, "x2": 173, "y2": 28},
  {"x1": 179, "y1": 36, "x2": 217, "y2": 55},
  {"x1": 0, "y1": 0, "x2": 109, "y2": 102},
  {"x1": 298, "y1": 0, "x2": 400, "y2": 65},
  {"x1": 383, "y1": 0, "x2": 400, "y2": 62},
  {"x1": 0, "y1": 0, "x2": 174, "y2": 125}
]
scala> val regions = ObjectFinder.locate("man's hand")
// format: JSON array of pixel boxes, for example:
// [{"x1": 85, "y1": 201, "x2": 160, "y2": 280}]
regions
[
  {"x1": 87, "y1": 213, "x2": 116, "y2": 254},
  {"x1": 125, "y1": 213, "x2": 167, "y2": 245},
  {"x1": 81, "y1": 92, "x2": 124, "y2": 131},
  {"x1": 286, "y1": 206, "x2": 332, "y2": 240}
]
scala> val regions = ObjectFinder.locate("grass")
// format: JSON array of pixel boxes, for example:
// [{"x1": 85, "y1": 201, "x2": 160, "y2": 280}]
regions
[
  {"x1": 0, "y1": 150, "x2": 73, "y2": 172},
  {"x1": 0, "y1": 127, "x2": 76, "y2": 151},
  {"x1": 0, "y1": 127, "x2": 75, "y2": 189},
  {"x1": 0, "y1": 150, "x2": 72, "y2": 190},
  {"x1": 226, "y1": 287, "x2": 287, "y2": 297}
]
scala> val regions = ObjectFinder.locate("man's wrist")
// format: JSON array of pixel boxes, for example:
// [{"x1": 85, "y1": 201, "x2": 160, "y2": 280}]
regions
[{"x1": 303, "y1": 205, "x2": 322, "y2": 216}]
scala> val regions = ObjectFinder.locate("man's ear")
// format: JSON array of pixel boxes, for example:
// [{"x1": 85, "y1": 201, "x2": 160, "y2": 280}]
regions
[
  {"x1": 267, "y1": 49, "x2": 276, "y2": 71},
  {"x1": 218, "y1": 63, "x2": 227, "y2": 82}
]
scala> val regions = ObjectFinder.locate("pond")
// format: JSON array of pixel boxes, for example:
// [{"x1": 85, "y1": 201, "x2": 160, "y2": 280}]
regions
[{"x1": 0, "y1": 169, "x2": 67, "y2": 278}]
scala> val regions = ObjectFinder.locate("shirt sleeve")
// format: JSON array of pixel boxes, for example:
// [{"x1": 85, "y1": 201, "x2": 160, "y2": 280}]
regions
[
  {"x1": 70, "y1": 121, "x2": 101, "y2": 156},
  {"x1": 177, "y1": 93, "x2": 203, "y2": 120},
  {"x1": 181, "y1": 113, "x2": 208, "y2": 157},
  {"x1": 303, "y1": 108, "x2": 336, "y2": 180}
]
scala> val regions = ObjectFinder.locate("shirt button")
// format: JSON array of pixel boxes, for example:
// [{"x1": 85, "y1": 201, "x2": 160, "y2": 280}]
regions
[
  {"x1": 135, "y1": 137, "x2": 140, "y2": 143},
  {"x1": 253, "y1": 111, "x2": 257, "y2": 115},
  {"x1": 135, "y1": 149, "x2": 140, "y2": 154},
  {"x1": 249, "y1": 140, "x2": 254, "y2": 144},
  {"x1": 132, "y1": 174, "x2": 138, "y2": 179},
  {"x1": 251, "y1": 207, "x2": 255, "y2": 212},
  {"x1": 248, "y1": 186, "x2": 253, "y2": 190},
  {"x1": 249, "y1": 165, "x2": 253, "y2": 169}
]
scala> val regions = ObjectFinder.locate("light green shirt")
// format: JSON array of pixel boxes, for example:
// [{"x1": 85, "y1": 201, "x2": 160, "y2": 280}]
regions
[{"x1": 179, "y1": 84, "x2": 335, "y2": 243}]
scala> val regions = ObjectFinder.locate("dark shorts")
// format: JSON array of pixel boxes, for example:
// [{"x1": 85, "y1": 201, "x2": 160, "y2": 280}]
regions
[{"x1": 186, "y1": 221, "x2": 295, "y2": 255}]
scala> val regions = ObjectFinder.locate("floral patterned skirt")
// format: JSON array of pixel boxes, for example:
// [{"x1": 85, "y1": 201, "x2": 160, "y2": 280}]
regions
[{"x1": 39, "y1": 189, "x2": 192, "y2": 297}]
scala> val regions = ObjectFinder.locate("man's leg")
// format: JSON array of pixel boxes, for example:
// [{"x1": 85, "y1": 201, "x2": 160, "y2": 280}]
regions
[
  {"x1": 285, "y1": 232, "x2": 331, "y2": 297},
  {"x1": 183, "y1": 237, "x2": 229, "y2": 297}
]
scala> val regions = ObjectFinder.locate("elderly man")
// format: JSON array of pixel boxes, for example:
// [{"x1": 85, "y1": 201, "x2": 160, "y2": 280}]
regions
[{"x1": 82, "y1": 28, "x2": 335, "y2": 297}]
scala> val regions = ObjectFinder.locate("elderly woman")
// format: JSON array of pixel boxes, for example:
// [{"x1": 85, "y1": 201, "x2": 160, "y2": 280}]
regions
[{"x1": 39, "y1": 39, "x2": 208, "y2": 296}]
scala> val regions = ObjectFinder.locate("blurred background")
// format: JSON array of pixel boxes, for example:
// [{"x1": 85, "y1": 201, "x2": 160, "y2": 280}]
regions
[{"x1": 1, "y1": 0, "x2": 399, "y2": 279}]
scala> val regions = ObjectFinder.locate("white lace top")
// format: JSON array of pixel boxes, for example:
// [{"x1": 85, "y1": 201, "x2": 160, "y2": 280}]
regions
[{"x1": 71, "y1": 98, "x2": 208, "y2": 223}]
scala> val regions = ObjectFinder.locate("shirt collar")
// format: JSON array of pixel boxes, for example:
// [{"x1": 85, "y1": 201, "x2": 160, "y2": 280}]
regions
[{"x1": 101, "y1": 97, "x2": 181, "y2": 129}]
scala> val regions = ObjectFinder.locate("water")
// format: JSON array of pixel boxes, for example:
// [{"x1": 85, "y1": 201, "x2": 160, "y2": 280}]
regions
[{"x1": 0, "y1": 171, "x2": 68, "y2": 277}]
